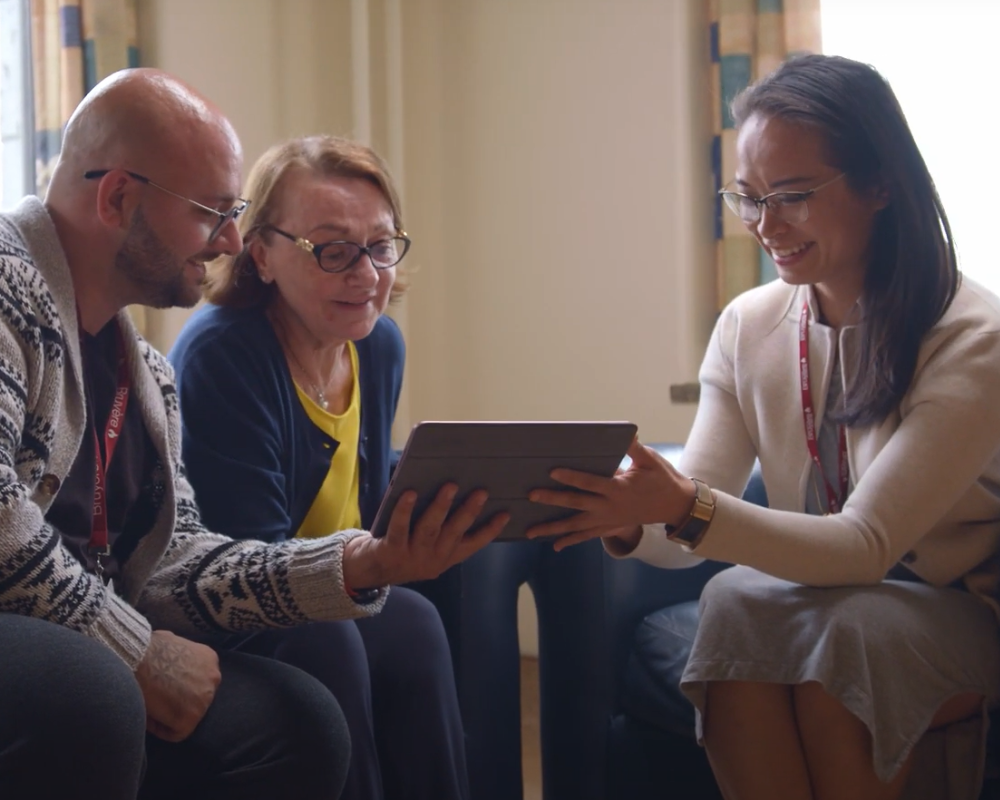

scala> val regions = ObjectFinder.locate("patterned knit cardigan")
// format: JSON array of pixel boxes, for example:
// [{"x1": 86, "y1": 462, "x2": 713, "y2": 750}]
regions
[{"x1": 0, "y1": 197, "x2": 386, "y2": 669}]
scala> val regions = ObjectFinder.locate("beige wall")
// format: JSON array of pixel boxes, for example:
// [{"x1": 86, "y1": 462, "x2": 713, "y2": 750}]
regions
[
  {"x1": 138, "y1": 0, "x2": 714, "y2": 656},
  {"x1": 400, "y1": 0, "x2": 714, "y2": 445},
  {"x1": 136, "y1": 0, "x2": 357, "y2": 347}
]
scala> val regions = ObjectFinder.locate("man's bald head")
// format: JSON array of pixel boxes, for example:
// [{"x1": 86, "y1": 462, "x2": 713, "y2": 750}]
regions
[
  {"x1": 48, "y1": 68, "x2": 241, "y2": 200},
  {"x1": 44, "y1": 69, "x2": 246, "y2": 328}
]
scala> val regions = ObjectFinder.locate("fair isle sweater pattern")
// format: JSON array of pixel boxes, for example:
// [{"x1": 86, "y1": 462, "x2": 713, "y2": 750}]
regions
[{"x1": 0, "y1": 198, "x2": 386, "y2": 669}]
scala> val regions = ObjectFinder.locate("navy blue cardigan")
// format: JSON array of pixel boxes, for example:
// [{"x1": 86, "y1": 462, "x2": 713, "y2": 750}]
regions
[{"x1": 168, "y1": 304, "x2": 404, "y2": 541}]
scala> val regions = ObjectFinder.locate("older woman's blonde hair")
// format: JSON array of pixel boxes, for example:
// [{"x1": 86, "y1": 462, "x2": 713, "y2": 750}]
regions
[{"x1": 205, "y1": 135, "x2": 410, "y2": 308}]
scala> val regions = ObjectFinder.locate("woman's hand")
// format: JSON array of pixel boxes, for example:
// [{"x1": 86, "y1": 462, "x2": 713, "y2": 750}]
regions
[
  {"x1": 525, "y1": 438, "x2": 696, "y2": 552},
  {"x1": 342, "y1": 484, "x2": 510, "y2": 589}
]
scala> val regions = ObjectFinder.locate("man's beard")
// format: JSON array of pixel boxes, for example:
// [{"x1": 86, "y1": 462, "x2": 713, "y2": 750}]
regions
[{"x1": 114, "y1": 207, "x2": 203, "y2": 309}]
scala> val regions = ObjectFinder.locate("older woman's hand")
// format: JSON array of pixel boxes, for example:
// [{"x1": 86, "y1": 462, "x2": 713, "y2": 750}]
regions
[
  {"x1": 524, "y1": 437, "x2": 696, "y2": 552},
  {"x1": 342, "y1": 485, "x2": 509, "y2": 589}
]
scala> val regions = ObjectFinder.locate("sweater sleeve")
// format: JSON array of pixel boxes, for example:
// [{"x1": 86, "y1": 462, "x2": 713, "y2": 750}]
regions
[
  {"x1": 689, "y1": 317, "x2": 1000, "y2": 587},
  {"x1": 628, "y1": 305, "x2": 758, "y2": 569},
  {"x1": 136, "y1": 481, "x2": 386, "y2": 635},
  {"x1": 131, "y1": 318, "x2": 388, "y2": 636},
  {"x1": 677, "y1": 305, "x2": 760, "y2": 497}
]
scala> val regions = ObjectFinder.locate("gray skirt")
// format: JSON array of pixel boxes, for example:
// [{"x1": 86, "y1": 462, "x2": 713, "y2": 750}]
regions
[{"x1": 680, "y1": 566, "x2": 1000, "y2": 795}]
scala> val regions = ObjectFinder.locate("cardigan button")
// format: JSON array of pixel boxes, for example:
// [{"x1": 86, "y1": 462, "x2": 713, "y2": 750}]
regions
[
  {"x1": 901, "y1": 550, "x2": 917, "y2": 565},
  {"x1": 38, "y1": 474, "x2": 61, "y2": 495}
]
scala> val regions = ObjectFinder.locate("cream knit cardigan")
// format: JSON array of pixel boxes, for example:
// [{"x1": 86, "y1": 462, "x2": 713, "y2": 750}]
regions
[{"x1": 633, "y1": 277, "x2": 1000, "y2": 616}]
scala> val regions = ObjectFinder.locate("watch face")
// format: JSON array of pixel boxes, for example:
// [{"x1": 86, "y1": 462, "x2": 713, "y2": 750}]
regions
[
  {"x1": 664, "y1": 479, "x2": 715, "y2": 547},
  {"x1": 672, "y1": 517, "x2": 709, "y2": 545},
  {"x1": 691, "y1": 499, "x2": 714, "y2": 522}
]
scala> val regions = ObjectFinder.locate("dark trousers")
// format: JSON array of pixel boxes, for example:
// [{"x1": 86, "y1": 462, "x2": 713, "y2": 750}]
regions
[
  {"x1": 229, "y1": 586, "x2": 469, "y2": 800},
  {"x1": 412, "y1": 539, "x2": 615, "y2": 800},
  {"x1": 0, "y1": 613, "x2": 350, "y2": 800}
]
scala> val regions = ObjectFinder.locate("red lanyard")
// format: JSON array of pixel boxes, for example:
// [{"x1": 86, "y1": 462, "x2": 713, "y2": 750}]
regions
[
  {"x1": 89, "y1": 323, "x2": 131, "y2": 571},
  {"x1": 799, "y1": 301, "x2": 849, "y2": 514}
]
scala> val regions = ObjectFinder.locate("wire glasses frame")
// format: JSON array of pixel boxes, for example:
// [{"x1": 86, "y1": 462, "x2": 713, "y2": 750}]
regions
[
  {"x1": 83, "y1": 169, "x2": 251, "y2": 243},
  {"x1": 263, "y1": 224, "x2": 412, "y2": 274},
  {"x1": 719, "y1": 172, "x2": 846, "y2": 225}
]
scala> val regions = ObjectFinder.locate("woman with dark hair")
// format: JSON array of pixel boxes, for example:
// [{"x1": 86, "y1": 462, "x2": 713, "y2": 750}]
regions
[{"x1": 528, "y1": 55, "x2": 1000, "y2": 799}]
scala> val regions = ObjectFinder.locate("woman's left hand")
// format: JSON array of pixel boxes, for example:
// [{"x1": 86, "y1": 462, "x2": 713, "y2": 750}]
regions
[{"x1": 525, "y1": 438, "x2": 696, "y2": 551}]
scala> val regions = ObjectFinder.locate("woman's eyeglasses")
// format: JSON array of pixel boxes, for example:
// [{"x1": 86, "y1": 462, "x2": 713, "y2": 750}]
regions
[
  {"x1": 263, "y1": 225, "x2": 411, "y2": 274},
  {"x1": 719, "y1": 173, "x2": 845, "y2": 225}
]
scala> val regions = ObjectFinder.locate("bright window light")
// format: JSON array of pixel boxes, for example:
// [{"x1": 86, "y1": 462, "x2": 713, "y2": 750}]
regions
[
  {"x1": 822, "y1": 2, "x2": 999, "y2": 294},
  {"x1": 0, "y1": 0, "x2": 31, "y2": 208}
]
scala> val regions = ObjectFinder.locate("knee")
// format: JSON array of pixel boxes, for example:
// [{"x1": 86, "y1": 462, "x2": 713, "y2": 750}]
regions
[
  {"x1": 386, "y1": 589, "x2": 450, "y2": 653},
  {"x1": 701, "y1": 566, "x2": 763, "y2": 607},
  {"x1": 0, "y1": 617, "x2": 145, "y2": 794},
  {"x1": 296, "y1": 689, "x2": 352, "y2": 781},
  {"x1": 700, "y1": 568, "x2": 739, "y2": 612},
  {"x1": 365, "y1": 590, "x2": 456, "y2": 699},
  {"x1": 271, "y1": 669, "x2": 352, "y2": 795},
  {"x1": 271, "y1": 620, "x2": 370, "y2": 688},
  {"x1": 29, "y1": 630, "x2": 146, "y2": 755},
  {"x1": 386, "y1": 590, "x2": 455, "y2": 680},
  {"x1": 0, "y1": 616, "x2": 145, "y2": 735}
]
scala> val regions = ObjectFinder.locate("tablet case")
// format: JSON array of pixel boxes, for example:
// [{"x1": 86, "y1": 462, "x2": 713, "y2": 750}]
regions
[{"x1": 371, "y1": 421, "x2": 637, "y2": 541}]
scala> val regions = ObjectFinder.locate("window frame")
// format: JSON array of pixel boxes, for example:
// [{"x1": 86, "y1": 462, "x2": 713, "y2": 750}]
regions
[{"x1": 0, "y1": 0, "x2": 35, "y2": 207}]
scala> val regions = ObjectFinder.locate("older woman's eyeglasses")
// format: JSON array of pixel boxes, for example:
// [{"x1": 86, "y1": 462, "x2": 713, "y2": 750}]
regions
[
  {"x1": 719, "y1": 173, "x2": 845, "y2": 225},
  {"x1": 83, "y1": 169, "x2": 251, "y2": 243},
  {"x1": 264, "y1": 225, "x2": 411, "y2": 274}
]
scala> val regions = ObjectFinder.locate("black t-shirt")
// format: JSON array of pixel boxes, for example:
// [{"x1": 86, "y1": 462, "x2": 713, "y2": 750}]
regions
[{"x1": 45, "y1": 321, "x2": 159, "y2": 589}]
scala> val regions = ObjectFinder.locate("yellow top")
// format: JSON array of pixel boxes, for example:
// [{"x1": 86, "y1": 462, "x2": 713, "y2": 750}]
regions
[{"x1": 294, "y1": 342, "x2": 363, "y2": 537}]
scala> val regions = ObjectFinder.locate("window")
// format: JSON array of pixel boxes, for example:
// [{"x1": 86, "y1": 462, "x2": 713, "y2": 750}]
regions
[
  {"x1": 0, "y1": 0, "x2": 32, "y2": 209},
  {"x1": 822, "y1": 3, "x2": 999, "y2": 294}
]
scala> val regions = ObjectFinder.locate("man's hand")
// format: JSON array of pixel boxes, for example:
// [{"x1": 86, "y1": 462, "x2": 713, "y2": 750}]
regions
[
  {"x1": 343, "y1": 485, "x2": 510, "y2": 590},
  {"x1": 134, "y1": 630, "x2": 221, "y2": 742}
]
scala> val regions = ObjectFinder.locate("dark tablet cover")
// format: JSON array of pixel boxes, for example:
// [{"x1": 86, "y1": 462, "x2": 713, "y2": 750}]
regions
[{"x1": 371, "y1": 421, "x2": 637, "y2": 541}]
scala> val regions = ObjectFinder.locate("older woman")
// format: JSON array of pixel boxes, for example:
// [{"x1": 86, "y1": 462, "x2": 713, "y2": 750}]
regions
[
  {"x1": 169, "y1": 135, "x2": 483, "y2": 800},
  {"x1": 530, "y1": 55, "x2": 1000, "y2": 800}
]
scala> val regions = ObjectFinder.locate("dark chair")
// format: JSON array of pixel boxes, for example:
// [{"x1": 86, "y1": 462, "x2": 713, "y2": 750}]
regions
[
  {"x1": 411, "y1": 444, "x2": 736, "y2": 800},
  {"x1": 413, "y1": 443, "x2": 999, "y2": 800}
]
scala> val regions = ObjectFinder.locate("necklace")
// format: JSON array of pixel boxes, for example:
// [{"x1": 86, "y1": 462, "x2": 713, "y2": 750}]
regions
[
  {"x1": 272, "y1": 314, "x2": 341, "y2": 411},
  {"x1": 284, "y1": 345, "x2": 339, "y2": 411}
]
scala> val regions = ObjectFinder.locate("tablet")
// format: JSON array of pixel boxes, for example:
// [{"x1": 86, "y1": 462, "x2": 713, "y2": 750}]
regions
[{"x1": 370, "y1": 420, "x2": 637, "y2": 541}]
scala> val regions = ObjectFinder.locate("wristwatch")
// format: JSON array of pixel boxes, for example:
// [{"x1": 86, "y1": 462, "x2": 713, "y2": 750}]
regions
[{"x1": 663, "y1": 477, "x2": 716, "y2": 548}]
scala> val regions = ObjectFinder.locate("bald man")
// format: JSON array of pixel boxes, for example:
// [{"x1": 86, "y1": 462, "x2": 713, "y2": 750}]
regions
[{"x1": 0, "y1": 68, "x2": 503, "y2": 800}]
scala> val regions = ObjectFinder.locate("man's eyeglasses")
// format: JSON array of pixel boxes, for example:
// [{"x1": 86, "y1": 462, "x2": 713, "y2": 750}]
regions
[
  {"x1": 83, "y1": 169, "x2": 251, "y2": 243},
  {"x1": 719, "y1": 173, "x2": 845, "y2": 225},
  {"x1": 263, "y1": 224, "x2": 411, "y2": 274}
]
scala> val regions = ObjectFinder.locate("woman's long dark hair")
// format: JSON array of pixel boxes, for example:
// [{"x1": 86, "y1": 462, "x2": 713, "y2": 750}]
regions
[{"x1": 732, "y1": 54, "x2": 958, "y2": 427}]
